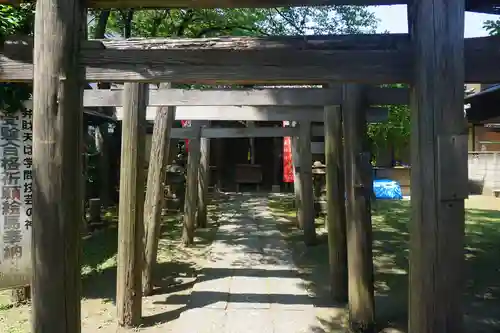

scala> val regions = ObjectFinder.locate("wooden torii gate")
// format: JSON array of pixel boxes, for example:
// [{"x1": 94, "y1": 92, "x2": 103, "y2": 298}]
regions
[
  {"x1": 0, "y1": 0, "x2": 493, "y2": 332},
  {"x1": 82, "y1": 84, "x2": 403, "y2": 249}
]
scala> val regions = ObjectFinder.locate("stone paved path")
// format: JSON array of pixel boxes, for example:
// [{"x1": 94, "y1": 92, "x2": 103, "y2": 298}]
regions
[{"x1": 171, "y1": 194, "x2": 323, "y2": 333}]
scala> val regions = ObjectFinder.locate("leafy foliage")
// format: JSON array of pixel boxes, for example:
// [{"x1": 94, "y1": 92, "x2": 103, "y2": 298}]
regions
[
  {"x1": 0, "y1": 4, "x2": 34, "y2": 36},
  {"x1": 0, "y1": 5, "x2": 34, "y2": 113},
  {"x1": 89, "y1": 6, "x2": 378, "y2": 38},
  {"x1": 368, "y1": 84, "x2": 410, "y2": 164},
  {"x1": 260, "y1": 6, "x2": 378, "y2": 35},
  {"x1": 484, "y1": 19, "x2": 500, "y2": 36}
]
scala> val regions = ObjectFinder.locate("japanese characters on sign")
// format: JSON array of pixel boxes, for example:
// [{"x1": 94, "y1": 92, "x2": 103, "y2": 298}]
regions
[{"x1": 0, "y1": 107, "x2": 33, "y2": 289}]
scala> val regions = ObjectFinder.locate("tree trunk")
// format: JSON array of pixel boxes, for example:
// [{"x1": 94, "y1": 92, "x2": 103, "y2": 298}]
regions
[
  {"x1": 181, "y1": 122, "x2": 202, "y2": 246},
  {"x1": 94, "y1": 10, "x2": 110, "y2": 38},
  {"x1": 142, "y1": 83, "x2": 176, "y2": 296},
  {"x1": 116, "y1": 83, "x2": 147, "y2": 327},
  {"x1": 122, "y1": 9, "x2": 135, "y2": 38},
  {"x1": 324, "y1": 103, "x2": 348, "y2": 304},
  {"x1": 31, "y1": 0, "x2": 84, "y2": 331}
]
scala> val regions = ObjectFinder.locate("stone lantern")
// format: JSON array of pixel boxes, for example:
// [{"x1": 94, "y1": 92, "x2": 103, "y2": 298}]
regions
[
  {"x1": 164, "y1": 163, "x2": 186, "y2": 212},
  {"x1": 312, "y1": 161, "x2": 326, "y2": 217}
]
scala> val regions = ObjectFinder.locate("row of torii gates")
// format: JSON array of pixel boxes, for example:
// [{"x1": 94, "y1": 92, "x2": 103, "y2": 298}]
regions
[{"x1": 1, "y1": 0, "x2": 498, "y2": 332}]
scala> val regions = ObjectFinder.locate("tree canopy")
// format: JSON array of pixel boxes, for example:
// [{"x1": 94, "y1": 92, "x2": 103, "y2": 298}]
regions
[
  {"x1": 367, "y1": 86, "x2": 410, "y2": 165},
  {"x1": 3, "y1": 4, "x2": 413, "y2": 162},
  {"x1": 88, "y1": 6, "x2": 378, "y2": 38}
]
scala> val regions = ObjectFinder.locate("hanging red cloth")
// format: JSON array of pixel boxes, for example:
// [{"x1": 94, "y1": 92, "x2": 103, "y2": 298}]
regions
[
  {"x1": 282, "y1": 121, "x2": 294, "y2": 183},
  {"x1": 181, "y1": 120, "x2": 191, "y2": 152}
]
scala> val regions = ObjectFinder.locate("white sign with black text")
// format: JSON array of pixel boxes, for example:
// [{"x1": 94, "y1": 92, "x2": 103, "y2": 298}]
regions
[{"x1": 0, "y1": 107, "x2": 33, "y2": 289}]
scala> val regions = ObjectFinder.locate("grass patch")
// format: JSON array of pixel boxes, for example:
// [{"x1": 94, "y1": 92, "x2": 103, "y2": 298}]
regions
[
  {"x1": 268, "y1": 195, "x2": 326, "y2": 228},
  {"x1": 0, "y1": 200, "x2": 221, "y2": 332},
  {"x1": 268, "y1": 195, "x2": 500, "y2": 333}
]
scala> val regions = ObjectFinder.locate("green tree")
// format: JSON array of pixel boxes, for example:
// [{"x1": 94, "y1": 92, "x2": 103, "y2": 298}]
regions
[
  {"x1": 368, "y1": 84, "x2": 410, "y2": 165},
  {"x1": 89, "y1": 6, "x2": 378, "y2": 38},
  {"x1": 0, "y1": 4, "x2": 34, "y2": 36},
  {"x1": 260, "y1": 6, "x2": 378, "y2": 35},
  {"x1": 0, "y1": 4, "x2": 34, "y2": 113},
  {"x1": 484, "y1": 19, "x2": 500, "y2": 35}
]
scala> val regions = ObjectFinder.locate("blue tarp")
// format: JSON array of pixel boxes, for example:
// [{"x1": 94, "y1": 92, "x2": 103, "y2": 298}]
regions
[{"x1": 372, "y1": 179, "x2": 403, "y2": 200}]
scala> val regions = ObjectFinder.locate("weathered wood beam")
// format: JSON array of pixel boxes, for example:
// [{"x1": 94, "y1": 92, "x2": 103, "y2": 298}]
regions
[
  {"x1": 170, "y1": 127, "x2": 339, "y2": 153},
  {"x1": 142, "y1": 84, "x2": 176, "y2": 296},
  {"x1": 116, "y1": 83, "x2": 147, "y2": 327},
  {"x1": 116, "y1": 105, "x2": 388, "y2": 122},
  {"x1": 181, "y1": 121, "x2": 202, "y2": 246},
  {"x1": 324, "y1": 102, "x2": 348, "y2": 303},
  {"x1": 408, "y1": 0, "x2": 467, "y2": 332},
  {"x1": 272, "y1": 136, "x2": 281, "y2": 186},
  {"x1": 298, "y1": 120, "x2": 316, "y2": 245},
  {"x1": 170, "y1": 127, "x2": 297, "y2": 139},
  {"x1": 31, "y1": 0, "x2": 84, "y2": 331},
  {"x1": 343, "y1": 84, "x2": 375, "y2": 332},
  {"x1": 83, "y1": 87, "x2": 409, "y2": 107},
  {"x1": 197, "y1": 121, "x2": 211, "y2": 229},
  {"x1": 290, "y1": 133, "x2": 302, "y2": 228},
  {"x1": 173, "y1": 106, "x2": 339, "y2": 122},
  {"x1": 311, "y1": 115, "x2": 390, "y2": 135},
  {"x1": 168, "y1": 116, "x2": 386, "y2": 139},
  {"x1": 2, "y1": 35, "x2": 499, "y2": 83},
  {"x1": 247, "y1": 120, "x2": 256, "y2": 164}
]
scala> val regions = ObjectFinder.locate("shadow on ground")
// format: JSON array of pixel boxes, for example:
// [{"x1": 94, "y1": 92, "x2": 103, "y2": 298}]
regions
[
  {"x1": 5, "y1": 193, "x2": 498, "y2": 333},
  {"x1": 81, "y1": 214, "x2": 197, "y2": 303},
  {"x1": 140, "y1": 194, "x2": 335, "y2": 333},
  {"x1": 76, "y1": 194, "x2": 227, "y2": 328},
  {"x1": 268, "y1": 194, "x2": 500, "y2": 333}
]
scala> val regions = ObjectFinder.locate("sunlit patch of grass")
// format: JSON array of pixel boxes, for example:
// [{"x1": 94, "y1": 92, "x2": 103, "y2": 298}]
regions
[
  {"x1": 268, "y1": 195, "x2": 500, "y2": 332},
  {"x1": 81, "y1": 225, "x2": 119, "y2": 276},
  {"x1": 268, "y1": 197, "x2": 296, "y2": 218},
  {"x1": 1, "y1": 198, "x2": 222, "y2": 333},
  {"x1": 268, "y1": 196, "x2": 325, "y2": 230}
]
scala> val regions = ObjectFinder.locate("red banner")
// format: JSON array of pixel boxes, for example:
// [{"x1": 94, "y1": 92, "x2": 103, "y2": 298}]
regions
[
  {"x1": 181, "y1": 120, "x2": 190, "y2": 152},
  {"x1": 283, "y1": 121, "x2": 294, "y2": 183}
]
